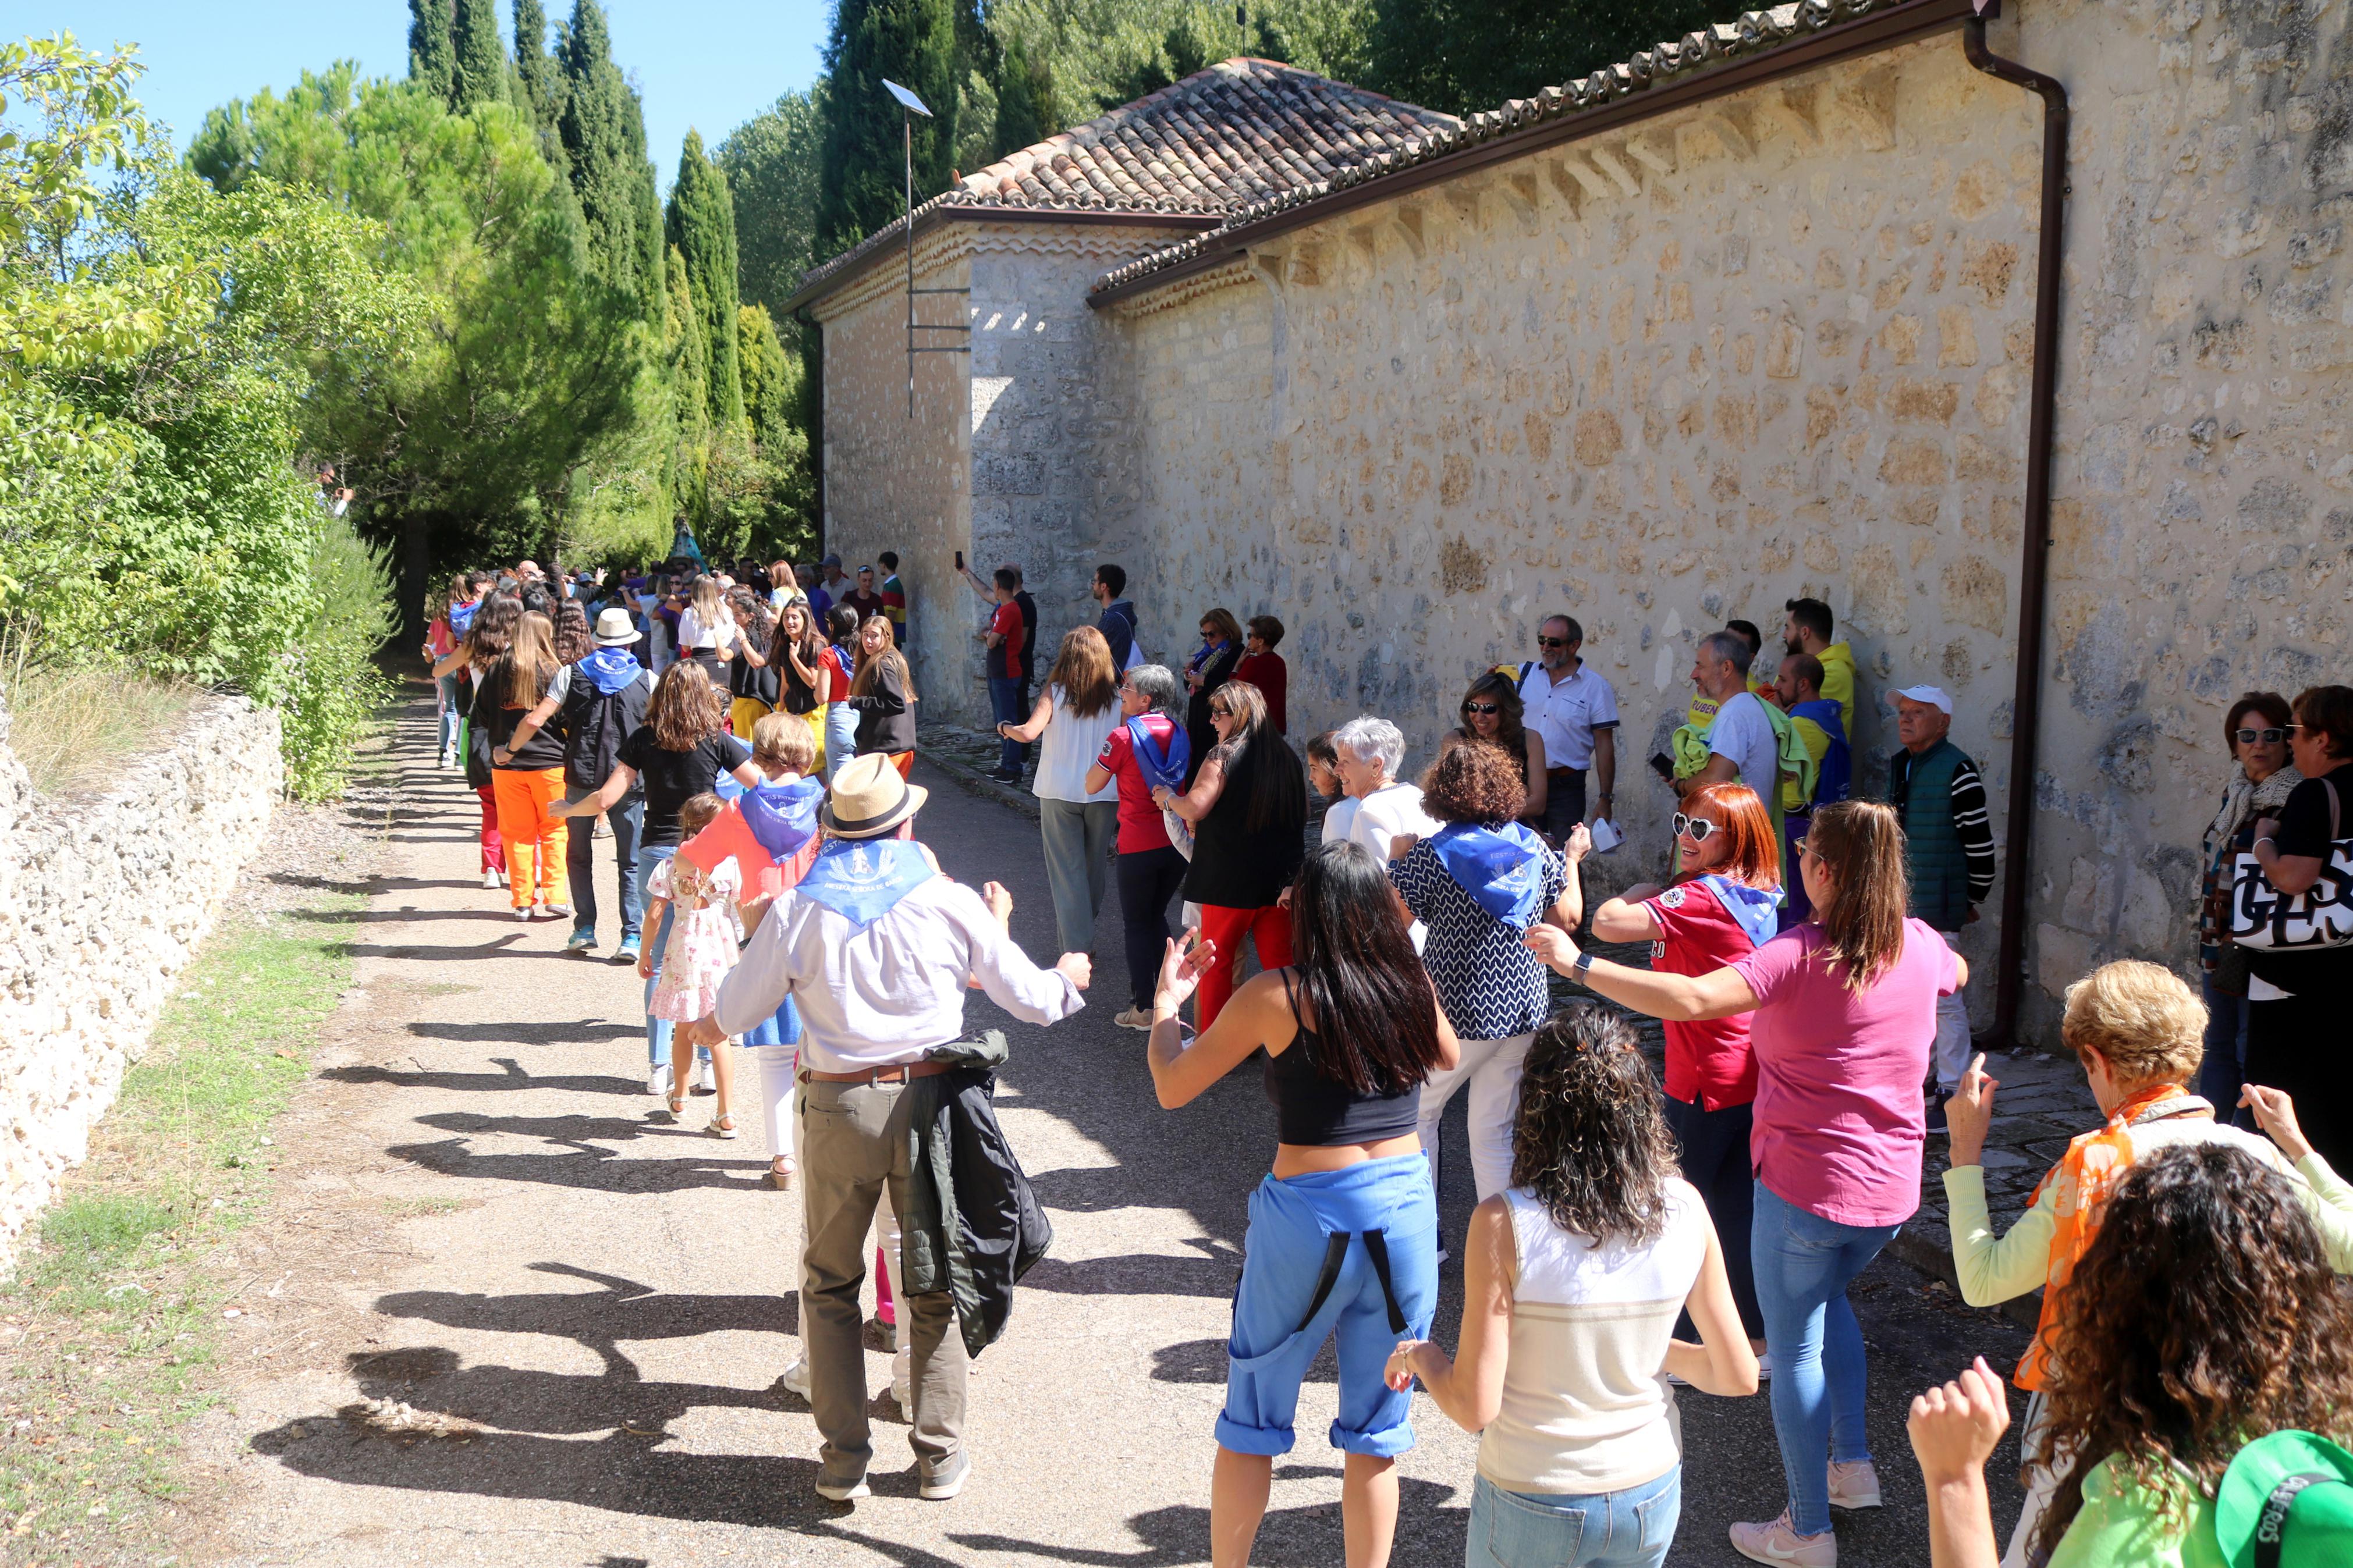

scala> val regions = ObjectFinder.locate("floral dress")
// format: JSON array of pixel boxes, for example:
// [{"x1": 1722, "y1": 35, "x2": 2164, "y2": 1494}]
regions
[{"x1": 647, "y1": 855, "x2": 742, "y2": 1022}]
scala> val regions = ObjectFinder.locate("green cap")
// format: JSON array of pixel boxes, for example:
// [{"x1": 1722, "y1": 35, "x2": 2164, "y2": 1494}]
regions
[{"x1": 2217, "y1": 1431, "x2": 2353, "y2": 1568}]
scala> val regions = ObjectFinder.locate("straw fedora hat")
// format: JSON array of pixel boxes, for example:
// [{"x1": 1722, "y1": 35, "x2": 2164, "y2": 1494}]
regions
[
  {"x1": 592, "y1": 607, "x2": 638, "y2": 646},
  {"x1": 822, "y1": 753, "x2": 927, "y2": 839}
]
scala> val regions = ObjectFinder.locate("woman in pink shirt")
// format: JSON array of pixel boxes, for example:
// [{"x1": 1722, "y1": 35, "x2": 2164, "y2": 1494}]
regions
[{"x1": 1528, "y1": 799, "x2": 1961, "y2": 1568}]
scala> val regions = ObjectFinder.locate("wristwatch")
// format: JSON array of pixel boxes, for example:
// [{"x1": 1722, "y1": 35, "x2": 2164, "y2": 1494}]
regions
[{"x1": 1572, "y1": 950, "x2": 1596, "y2": 984}]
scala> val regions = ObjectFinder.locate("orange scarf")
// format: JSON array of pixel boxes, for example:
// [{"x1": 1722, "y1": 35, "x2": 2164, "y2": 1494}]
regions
[{"x1": 2015, "y1": 1082, "x2": 2213, "y2": 1390}]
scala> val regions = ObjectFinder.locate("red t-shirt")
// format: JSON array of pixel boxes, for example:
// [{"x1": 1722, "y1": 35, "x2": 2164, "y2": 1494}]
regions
[
  {"x1": 1097, "y1": 715, "x2": 1177, "y2": 854},
  {"x1": 989, "y1": 602, "x2": 1024, "y2": 679},
  {"x1": 1234, "y1": 651, "x2": 1287, "y2": 734},
  {"x1": 1644, "y1": 879, "x2": 1762, "y2": 1110}
]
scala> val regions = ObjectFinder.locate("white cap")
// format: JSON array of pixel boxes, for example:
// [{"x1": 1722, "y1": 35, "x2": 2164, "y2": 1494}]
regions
[{"x1": 1890, "y1": 684, "x2": 1953, "y2": 715}]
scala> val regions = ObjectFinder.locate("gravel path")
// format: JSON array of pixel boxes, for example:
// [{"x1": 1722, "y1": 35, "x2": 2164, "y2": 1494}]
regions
[{"x1": 170, "y1": 698, "x2": 2030, "y2": 1566}]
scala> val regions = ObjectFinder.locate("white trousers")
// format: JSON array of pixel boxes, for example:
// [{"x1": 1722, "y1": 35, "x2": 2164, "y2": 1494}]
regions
[
  {"x1": 1416, "y1": 1032, "x2": 1534, "y2": 1204},
  {"x1": 746, "y1": 1043, "x2": 799, "y2": 1164},
  {"x1": 1935, "y1": 929, "x2": 1972, "y2": 1091}
]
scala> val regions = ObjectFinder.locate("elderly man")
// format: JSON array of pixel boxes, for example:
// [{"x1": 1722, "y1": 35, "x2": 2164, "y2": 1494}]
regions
[
  {"x1": 685, "y1": 756, "x2": 1088, "y2": 1502},
  {"x1": 1886, "y1": 685, "x2": 1996, "y2": 1130},
  {"x1": 1514, "y1": 614, "x2": 1620, "y2": 838}
]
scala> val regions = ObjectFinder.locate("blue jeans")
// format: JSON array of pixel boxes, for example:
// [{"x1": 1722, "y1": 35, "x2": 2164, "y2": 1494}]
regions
[
  {"x1": 2197, "y1": 971, "x2": 2253, "y2": 1126},
  {"x1": 435, "y1": 674, "x2": 462, "y2": 757},
  {"x1": 825, "y1": 702, "x2": 859, "y2": 783},
  {"x1": 565, "y1": 787, "x2": 643, "y2": 944},
  {"x1": 1751, "y1": 1182, "x2": 1901, "y2": 1536},
  {"x1": 1468, "y1": 1468, "x2": 1680, "y2": 1568},
  {"x1": 989, "y1": 674, "x2": 1030, "y2": 774}
]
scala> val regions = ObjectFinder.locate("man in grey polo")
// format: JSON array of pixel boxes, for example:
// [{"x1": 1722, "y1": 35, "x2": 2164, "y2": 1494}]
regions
[
  {"x1": 687, "y1": 755, "x2": 1090, "y2": 1502},
  {"x1": 1515, "y1": 614, "x2": 1620, "y2": 840}
]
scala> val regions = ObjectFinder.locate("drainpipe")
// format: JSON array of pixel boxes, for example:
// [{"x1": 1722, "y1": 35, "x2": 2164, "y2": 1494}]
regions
[{"x1": 1964, "y1": 2, "x2": 2068, "y2": 1051}]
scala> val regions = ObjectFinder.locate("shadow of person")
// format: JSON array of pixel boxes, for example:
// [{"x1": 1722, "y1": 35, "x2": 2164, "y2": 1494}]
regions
[
  {"x1": 382, "y1": 1137, "x2": 768, "y2": 1194},
  {"x1": 1016, "y1": 1236, "x2": 1243, "y2": 1302},
  {"x1": 340, "y1": 1343, "x2": 794, "y2": 1437},
  {"x1": 320, "y1": 1057, "x2": 644, "y2": 1098}
]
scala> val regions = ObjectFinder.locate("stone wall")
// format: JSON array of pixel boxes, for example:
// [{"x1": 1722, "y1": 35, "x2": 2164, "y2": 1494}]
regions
[
  {"x1": 1096, "y1": 1, "x2": 2353, "y2": 1041},
  {"x1": 0, "y1": 694, "x2": 281, "y2": 1275},
  {"x1": 814, "y1": 222, "x2": 1195, "y2": 724}
]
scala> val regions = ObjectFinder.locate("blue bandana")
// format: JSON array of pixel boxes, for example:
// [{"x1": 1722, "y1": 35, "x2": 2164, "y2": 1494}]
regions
[
  {"x1": 1692, "y1": 874, "x2": 1783, "y2": 950},
  {"x1": 448, "y1": 600, "x2": 478, "y2": 635},
  {"x1": 1126, "y1": 716, "x2": 1190, "y2": 793},
  {"x1": 579, "y1": 646, "x2": 644, "y2": 695},
  {"x1": 1429, "y1": 821, "x2": 1550, "y2": 927},
  {"x1": 741, "y1": 775, "x2": 822, "y2": 862},
  {"x1": 797, "y1": 837, "x2": 934, "y2": 928}
]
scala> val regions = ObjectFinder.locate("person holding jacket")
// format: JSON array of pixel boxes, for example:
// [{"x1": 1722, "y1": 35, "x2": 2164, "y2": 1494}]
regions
[{"x1": 685, "y1": 755, "x2": 1091, "y2": 1505}]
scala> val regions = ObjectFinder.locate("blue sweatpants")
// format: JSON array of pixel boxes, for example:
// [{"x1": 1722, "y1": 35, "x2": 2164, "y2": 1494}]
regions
[{"x1": 1218, "y1": 1154, "x2": 1438, "y2": 1458}]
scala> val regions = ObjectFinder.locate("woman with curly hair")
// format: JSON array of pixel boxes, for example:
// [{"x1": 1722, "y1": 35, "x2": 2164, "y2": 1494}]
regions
[
  {"x1": 1906, "y1": 1140, "x2": 2353, "y2": 1568},
  {"x1": 1389, "y1": 1004, "x2": 1758, "y2": 1568},
  {"x1": 1390, "y1": 740, "x2": 1576, "y2": 1211},
  {"x1": 1529, "y1": 799, "x2": 1962, "y2": 1567},
  {"x1": 1440, "y1": 671, "x2": 1549, "y2": 827}
]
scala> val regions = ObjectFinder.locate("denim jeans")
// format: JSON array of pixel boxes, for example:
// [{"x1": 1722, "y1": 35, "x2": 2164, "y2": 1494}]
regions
[
  {"x1": 1751, "y1": 1182, "x2": 1902, "y2": 1536},
  {"x1": 435, "y1": 674, "x2": 462, "y2": 757},
  {"x1": 2197, "y1": 971, "x2": 2252, "y2": 1125},
  {"x1": 825, "y1": 702, "x2": 860, "y2": 783},
  {"x1": 565, "y1": 787, "x2": 643, "y2": 944},
  {"x1": 1468, "y1": 1467, "x2": 1680, "y2": 1568},
  {"x1": 989, "y1": 674, "x2": 1031, "y2": 773}
]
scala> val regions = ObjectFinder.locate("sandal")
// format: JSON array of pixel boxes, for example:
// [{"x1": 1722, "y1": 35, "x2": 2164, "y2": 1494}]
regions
[
  {"x1": 665, "y1": 1093, "x2": 686, "y2": 1123},
  {"x1": 708, "y1": 1112, "x2": 738, "y2": 1140},
  {"x1": 765, "y1": 1157, "x2": 796, "y2": 1189}
]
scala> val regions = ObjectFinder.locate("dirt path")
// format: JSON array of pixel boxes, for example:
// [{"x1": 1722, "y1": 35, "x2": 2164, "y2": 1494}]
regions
[{"x1": 171, "y1": 698, "x2": 2020, "y2": 1566}]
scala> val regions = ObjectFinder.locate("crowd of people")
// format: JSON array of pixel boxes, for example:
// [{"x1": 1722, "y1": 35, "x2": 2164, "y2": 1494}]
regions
[{"x1": 422, "y1": 550, "x2": 2353, "y2": 1568}]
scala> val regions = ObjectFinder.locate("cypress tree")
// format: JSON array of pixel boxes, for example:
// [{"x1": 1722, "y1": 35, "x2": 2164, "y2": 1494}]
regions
[
  {"x1": 737, "y1": 303, "x2": 794, "y2": 449},
  {"x1": 666, "y1": 131, "x2": 746, "y2": 429},
  {"x1": 512, "y1": 0, "x2": 566, "y2": 142},
  {"x1": 450, "y1": 0, "x2": 508, "y2": 111},
  {"x1": 815, "y1": 0, "x2": 960, "y2": 259},
  {"x1": 409, "y1": 0, "x2": 455, "y2": 102},
  {"x1": 558, "y1": 0, "x2": 652, "y2": 301},
  {"x1": 991, "y1": 37, "x2": 1050, "y2": 161},
  {"x1": 665, "y1": 244, "x2": 711, "y2": 524}
]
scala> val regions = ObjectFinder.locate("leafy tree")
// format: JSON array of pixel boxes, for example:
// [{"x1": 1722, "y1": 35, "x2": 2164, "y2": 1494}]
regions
[
  {"x1": 716, "y1": 86, "x2": 824, "y2": 312},
  {"x1": 666, "y1": 130, "x2": 745, "y2": 429},
  {"x1": 450, "y1": 0, "x2": 508, "y2": 111},
  {"x1": 1364, "y1": 0, "x2": 1721, "y2": 117},
  {"x1": 556, "y1": 0, "x2": 658, "y2": 308},
  {"x1": 736, "y1": 303, "x2": 800, "y2": 449},
  {"x1": 510, "y1": 0, "x2": 565, "y2": 144},
  {"x1": 408, "y1": 0, "x2": 454, "y2": 103},
  {"x1": 816, "y1": 0, "x2": 961, "y2": 258}
]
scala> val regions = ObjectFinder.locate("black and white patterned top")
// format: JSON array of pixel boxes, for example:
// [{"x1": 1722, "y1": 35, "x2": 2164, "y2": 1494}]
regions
[{"x1": 1389, "y1": 837, "x2": 1567, "y2": 1041}]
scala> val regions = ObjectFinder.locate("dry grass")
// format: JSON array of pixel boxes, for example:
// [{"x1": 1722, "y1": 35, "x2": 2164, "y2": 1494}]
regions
[{"x1": 1, "y1": 659, "x2": 200, "y2": 798}]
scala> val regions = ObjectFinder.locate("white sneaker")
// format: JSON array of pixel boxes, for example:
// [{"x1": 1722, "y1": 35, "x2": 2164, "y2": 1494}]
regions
[
  {"x1": 1828, "y1": 1459, "x2": 1882, "y2": 1510},
  {"x1": 648, "y1": 1064, "x2": 671, "y2": 1098},
  {"x1": 777, "y1": 1357, "x2": 811, "y2": 1399},
  {"x1": 1757, "y1": 1349, "x2": 1774, "y2": 1381},
  {"x1": 815, "y1": 1473, "x2": 870, "y2": 1502},
  {"x1": 482, "y1": 869, "x2": 501, "y2": 890},
  {"x1": 514, "y1": 906, "x2": 534, "y2": 922}
]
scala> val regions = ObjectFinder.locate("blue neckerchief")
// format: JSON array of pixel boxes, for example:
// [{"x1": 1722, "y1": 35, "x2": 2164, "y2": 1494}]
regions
[
  {"x1": 1190, "y1": 638, "x2": 1229, "y2": 673},
  {"x1": 1429, "y1": 821, "x2": 1549, "y2": 927},
  {"x1": 1126, "y1": 716, "x2": 1189, "y2": 791},
  {"x1": 448, "y1": 600, "x2": 478, "y2": 635},
  {"x1": 797, "y1": 838, "x2": 934, "y2": 928},
  {"x1": 579, "y1": 646, "x2": 644, "y2": 695},
  {"x1": 1694, "y1": 874, "x2": 1783, "y2": 950},
  {"x1": 741, "y1": 775, "x2": 823, "y2": 862}
]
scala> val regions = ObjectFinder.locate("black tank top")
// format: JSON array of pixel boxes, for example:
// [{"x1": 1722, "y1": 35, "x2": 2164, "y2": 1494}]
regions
[{"x1": 1265, "y1": 970, "x2": 1423, "y2": 1146}]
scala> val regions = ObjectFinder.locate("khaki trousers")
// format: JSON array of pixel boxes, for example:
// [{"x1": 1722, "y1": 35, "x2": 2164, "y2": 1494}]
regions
[{"x1": 799, "y1": 1075, "x2": 966, "y2": 1484}]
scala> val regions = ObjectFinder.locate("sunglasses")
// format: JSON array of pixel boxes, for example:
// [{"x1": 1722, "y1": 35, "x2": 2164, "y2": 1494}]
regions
[
  {"x1": 1210, "y1": 704, "x2": 1237, "y2": 719},
  {"x1": 1463, "y1": 701, "x2": 1502, "y2": 716},
  {"x1": 2237, "y1": 727, "x2": 2288, "y2": 745},
  {"x1": 1670, "y1": 812, "x2": 1719, "y2": 842},
  {"x1": 1535, "y1": 636, "x2": 1570, "y2": 648}
]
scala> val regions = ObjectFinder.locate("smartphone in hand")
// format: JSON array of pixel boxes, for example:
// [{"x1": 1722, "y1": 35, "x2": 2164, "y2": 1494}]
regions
[
  {"x1": 954, "y1": 550, "x2": 964, "y2": 571},
  {"x1": 1649, "y1": 752, "x2": 1675, "y2": 783}
]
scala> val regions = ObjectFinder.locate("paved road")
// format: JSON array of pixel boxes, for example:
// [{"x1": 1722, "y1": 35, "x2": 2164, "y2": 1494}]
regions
[{"x1": 178, "y1": 700, "x2": 2029, "y2": 1566}]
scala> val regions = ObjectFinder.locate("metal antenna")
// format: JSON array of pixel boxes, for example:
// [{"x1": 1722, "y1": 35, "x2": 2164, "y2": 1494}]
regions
[{"x1": 885, "y1": 78, "x2": 970, "y2": 418}]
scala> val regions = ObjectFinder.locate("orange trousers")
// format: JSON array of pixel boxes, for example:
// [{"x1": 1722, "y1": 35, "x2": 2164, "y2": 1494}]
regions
[{"x1": 492, "y1": 766, "x2": 568, "y2": 909}]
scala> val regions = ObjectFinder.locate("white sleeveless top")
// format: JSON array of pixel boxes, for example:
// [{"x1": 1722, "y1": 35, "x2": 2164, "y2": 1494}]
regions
[
  {"x1": 1478, "y1": 1181, "x2": 1709, "y2": 1496},
  {"x1": 1032, "y1": 686, "x2": 1119, "y2": 805}
]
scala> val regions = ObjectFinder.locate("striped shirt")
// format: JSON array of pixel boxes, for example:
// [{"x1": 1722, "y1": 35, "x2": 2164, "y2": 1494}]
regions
[{"x1": 1950, "y1": 756, "x2": 1997, "y2": 902}]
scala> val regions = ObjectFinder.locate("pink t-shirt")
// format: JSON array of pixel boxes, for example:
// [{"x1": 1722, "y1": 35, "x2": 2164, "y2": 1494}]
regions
[{"x1": 1730, "y1": 918, "x2": 1960, "y2": 1228}]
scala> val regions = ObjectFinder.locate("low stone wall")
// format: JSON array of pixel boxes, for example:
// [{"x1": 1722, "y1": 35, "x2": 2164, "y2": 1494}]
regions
[{"x1": 0, "y1": 692, "x2": 282, "y2": 1275}]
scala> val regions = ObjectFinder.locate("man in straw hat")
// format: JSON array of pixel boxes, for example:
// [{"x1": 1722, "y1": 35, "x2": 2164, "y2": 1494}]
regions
[{"x1": 682, "y1": 753, "x2": 1089, "y2": 1503}]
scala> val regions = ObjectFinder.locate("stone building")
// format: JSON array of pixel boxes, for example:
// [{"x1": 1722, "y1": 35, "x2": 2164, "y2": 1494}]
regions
[{"x1": 791, "y1": 0, "x2": 2353, "y2": 1045}]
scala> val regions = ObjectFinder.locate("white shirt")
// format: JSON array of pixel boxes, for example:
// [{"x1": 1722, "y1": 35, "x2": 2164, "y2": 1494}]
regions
[
  {"x1": 1516, "y1": 661, "x2": 1620, "y2": 771},
  {"x1": 1350, "y1": 781, "x2": 1440, "y2": 859},
  {"x1": 1032, "y1": 687, "x2": 1120, "y2": 805},
  {"x1": 677, "y1": 606, "x2": 736, "y2": 652},
  {"x1": 1707, "y1": 691, "x2": 1781, "y2": 802},
  {"x1": 711, "y1": 869, "x2": 1083, "y2": 1073},
  {"x1": 1320, "y1": 795, "x2": 1362, "y2": 846}
]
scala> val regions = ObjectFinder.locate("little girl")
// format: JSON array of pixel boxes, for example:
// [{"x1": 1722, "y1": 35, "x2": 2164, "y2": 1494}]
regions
[{"x1": 640, "y1": 792, "x2": 742, "y2": 1136}]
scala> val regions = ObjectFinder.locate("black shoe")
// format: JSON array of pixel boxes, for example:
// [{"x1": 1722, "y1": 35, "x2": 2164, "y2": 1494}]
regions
[
  {"x1": 988, "y1": 768, "x2": 1021, "y2": 784},
  {"x1": 1925, "y1": 1090, "x2": 1951, "y2": 1135}
]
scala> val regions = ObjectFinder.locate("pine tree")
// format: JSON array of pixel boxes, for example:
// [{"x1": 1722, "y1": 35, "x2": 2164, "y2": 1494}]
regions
[
  {"x1": 450, "y1": 0, "x2": 508, "y2": 111},
  {"x1": 666, "y1": 131, "x2": 746, "y2": 429},
  {"x1": 512, "y1": 0, "x2": 566, "y2": 142},
  {"x1": 558, "y1": 0, "x2": 655, "y2": 302},
  {"x1": 409, "y1": 0, "x2": 455, "y2": 102},
  {"x1": 719, "y1": 87, "x2": 825, "y2": 311},
  {"x1": 815, "y1": 0, "x2": 960, "y2": 259}
]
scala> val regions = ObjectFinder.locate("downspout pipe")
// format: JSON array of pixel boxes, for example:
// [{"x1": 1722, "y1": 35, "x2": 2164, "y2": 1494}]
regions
[{"x1": 1964, "y1": 4, "x2": 2068, "y2": 1050}]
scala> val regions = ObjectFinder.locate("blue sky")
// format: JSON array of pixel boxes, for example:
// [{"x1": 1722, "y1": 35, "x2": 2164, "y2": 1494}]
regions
[{"x1": 33, "y1": 1, "x2": 831, "y2": 183}]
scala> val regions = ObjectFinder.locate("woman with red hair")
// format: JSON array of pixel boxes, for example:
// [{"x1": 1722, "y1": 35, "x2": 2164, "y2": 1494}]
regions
[{"x1": 1582, "y1": 781, "x2": 1780, "y2": 1373}]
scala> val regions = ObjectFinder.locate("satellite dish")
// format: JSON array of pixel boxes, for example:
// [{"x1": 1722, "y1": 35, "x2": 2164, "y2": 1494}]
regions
[{"x1": 881, "y1": 79, "x2": 933, "y2": 116}]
